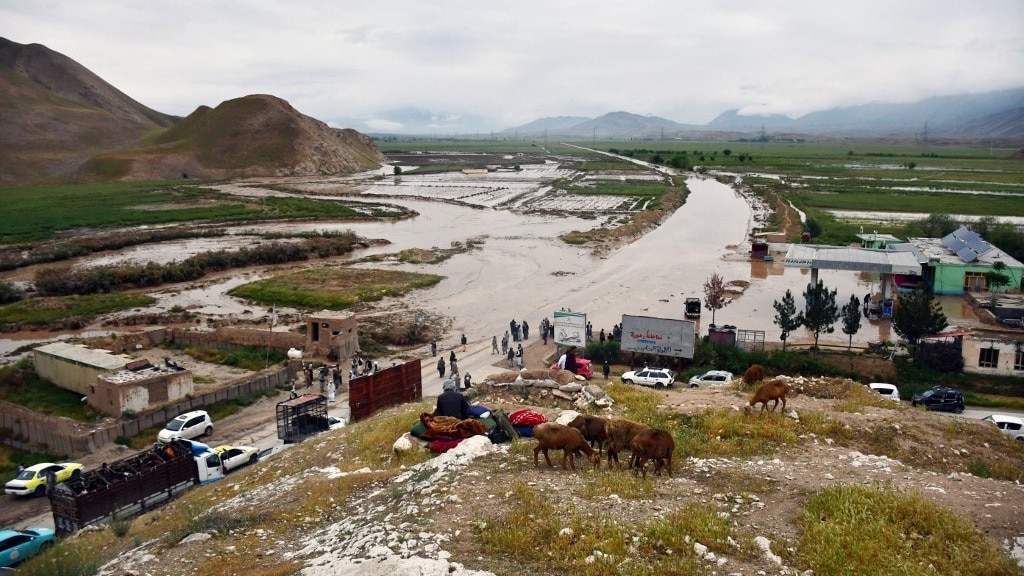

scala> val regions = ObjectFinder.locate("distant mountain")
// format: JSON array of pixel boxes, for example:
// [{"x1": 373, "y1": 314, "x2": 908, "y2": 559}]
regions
[
  {"x1": 0, "y1": 37, "x2": 175, "y2": 185},
  {"x1": 511, "y1": 116, "x2": 592, "y2": 134},
  {"x1": 0, "y1": 37, "x2": 384, "y2": 185},
  {"x1": 507, "y1": 111, "x2": 704, "y2": 140},
  {"x1": 86, "y1": 94, "x2": 384, "y2": 180},
  {"x1": 707, "y1": 88, "x2": 1024, "y2": 138}
]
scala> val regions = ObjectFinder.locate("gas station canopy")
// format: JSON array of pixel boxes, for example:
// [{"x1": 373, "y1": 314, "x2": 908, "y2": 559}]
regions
[{"x1": 783, "y1": 245, "x2": 922, "y2": 276}]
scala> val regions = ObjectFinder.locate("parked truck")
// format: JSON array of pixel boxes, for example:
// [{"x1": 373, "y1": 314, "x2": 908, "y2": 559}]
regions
[
  {"x1": 276, "y1": 393, "x2": 331, "y2": 443},
  {"x1": 49, "y1": 439, "x2": 224, "y2": 535},
  {"x1": 684, "y1": 297, "x2": 701, "y2": 319}
]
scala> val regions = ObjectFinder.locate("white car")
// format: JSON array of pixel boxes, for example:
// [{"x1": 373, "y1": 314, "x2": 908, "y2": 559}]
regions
[
  {"x1": 214, "y1": 445, "x2": 260, "y2": 472},
  {"x1": 868, "y1": 382, "x2": 901, "y2": 402},
  {"x1": 688, "y1": 370, "x2": 734, "y2": 388},
  {"x1": 982, "y1": 414, "x2": 1024, "y2": 442},
  {"x1": 620, "y1": 368, "x2": 675, "y2": 388},
  {"x1": 157, "y1": 410, "x2": 213, "y2": 444},
  {"x1": 327, "y1": 415, "x2": 347, "y2": 430}
]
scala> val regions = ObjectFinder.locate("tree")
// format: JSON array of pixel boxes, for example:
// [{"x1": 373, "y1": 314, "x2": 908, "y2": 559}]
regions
[
  {"x1": 801, "y1": 280, "x2": 839, "y2": 349},
  {"x1": 393, "y1": 166, "x2": 403, "y2": 176},
  {"x1": 986, "y1": 261, "x2": 1013, "y2": 295},
  {"x1": 841, "y1": 294, "x2": 862, "y2": 351},
  {"x1": 773, "y1": 289, "x2": 801, "y2": 351},
  {"x1": 703, "y1": 273, "x2": 729, "y2": 325},
  {"x1": 804, "y1": 218, "x2": 823, "y2": 239},
  {"x1": 892, "y1": 290, "x2": 948, "y2": 346}
]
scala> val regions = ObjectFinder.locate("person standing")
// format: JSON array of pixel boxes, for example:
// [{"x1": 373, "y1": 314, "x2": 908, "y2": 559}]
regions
[
  {"x1": 332, "y1": 365, "x2": 341, "y2": 391},
  {"x1": 319, "y1": 365, "x2": 328, "y2": 393},
  {"x1": 507, "y1": 346, "x2": 515, "y2": 368},
  {"x1": 450, "y1": 350, "x2": 457, "y2": 364},
  {"x1": 515, "y1": 345, "x2": 524, "y2": 369},
  {"x1": 304, "y1": 365, "x2": 313, "y2": 389},
  {"x1": 437, "y1": 357, "x2": 446, "y2": 379},
  {"x1": 599, "y1": 329, "x2": 606, "y2": 343},
  {"x1": 501, "y1": 333, "x2": 509, "y2": 355},
  {"x1": 523, "y1": 320, "x2": 529, "y2": 339},
  {"x1": 492, "y1": 335, "x2": 499, "y2": 354},
  {"x1": 461, "y1": 333, "x2": 468, "y2": 349},
  {"x1": 431, "y1": 340, "x2": 437, "y2": 357},
  {"x1": 603, "y1": 358, "x2": 611, "y2": 380}
]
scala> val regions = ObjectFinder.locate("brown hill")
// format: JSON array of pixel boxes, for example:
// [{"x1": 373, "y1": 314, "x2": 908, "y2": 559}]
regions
[
  {"x1": 1, "y1": 38, "x2": 385, "y2": 185},
  {"x1": 87, "y1": 94, "x2": 385, "y2": 180},
  {"x1": 0, "y1": 37, "x2": 175, "y2": 185}
]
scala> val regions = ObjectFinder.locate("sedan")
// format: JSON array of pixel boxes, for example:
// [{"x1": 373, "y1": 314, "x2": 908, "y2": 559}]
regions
[
  {"x1": 621, "y1": 368, "x2": 675, "y2": 388},
  {"x1": 4, "y1": 462, "x2": 83, "y2": 497},
  {"x1": 688, "y1": 370, "x2": 734, "y2": 388},
  {"x1": 0, "y1": 527, "x2": 55, "y2": 568},
  {"x1": 213, "y1": 445, "x2": 259, "y2": 473},
  {"x1": 868, "y1": 382, "x2": 901, "y2": 402}
]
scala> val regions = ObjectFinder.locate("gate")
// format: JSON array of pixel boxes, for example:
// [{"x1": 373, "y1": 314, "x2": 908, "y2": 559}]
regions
[{"x1": 348, "y1": 359, "x2": 422, "y2": 422}]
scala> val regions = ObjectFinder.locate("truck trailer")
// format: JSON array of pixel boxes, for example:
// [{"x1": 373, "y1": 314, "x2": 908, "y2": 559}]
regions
[
  {"x1": 276, "y1": 393, "x2": 330, "y2": 443},
  {"x1": 49, "y1": 439, "x2": 224, "y2": 535}
]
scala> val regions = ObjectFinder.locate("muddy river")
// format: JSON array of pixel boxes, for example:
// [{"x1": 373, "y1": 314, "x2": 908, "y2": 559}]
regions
[{"x1": 5, "y1": 170, "x2": 981, "y2": 362}]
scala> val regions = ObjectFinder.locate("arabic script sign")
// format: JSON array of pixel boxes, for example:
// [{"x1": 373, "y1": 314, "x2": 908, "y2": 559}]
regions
[
  {"x1": 553, "y1": 310, "x2": 586, "y2": 347},
  {"x1": 620, "y1": 314, "x2": 695, "y2": 359}
]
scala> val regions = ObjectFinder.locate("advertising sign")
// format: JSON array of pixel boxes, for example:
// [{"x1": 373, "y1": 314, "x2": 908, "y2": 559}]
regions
[
  {"x1": 553, "y1": 310, "x2": 586, "y2": 347},
  {"x1": 620, "y1": 315, "x2": 696, "y2": 359}
]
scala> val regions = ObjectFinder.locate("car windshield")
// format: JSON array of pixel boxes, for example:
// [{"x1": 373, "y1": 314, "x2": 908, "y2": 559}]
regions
[
  {"x1": 165, "y1": 419, "x2": 185, "y2": 431},
  {"x1": 920, "y1": 389, "x2": 936, "y2": 399}
]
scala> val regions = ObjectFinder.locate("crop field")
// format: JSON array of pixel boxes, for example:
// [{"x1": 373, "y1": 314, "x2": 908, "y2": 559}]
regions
[{"x1": 0, "y1": 181, "x2": 405, "y2": 244}]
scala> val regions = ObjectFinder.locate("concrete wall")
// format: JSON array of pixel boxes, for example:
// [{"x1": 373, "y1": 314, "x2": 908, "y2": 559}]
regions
[
  {"x1": 92, "y1": 370, "x2": 194, "y2": 416},
  {"x1": 172, "y1": 327, "x2": 304, "y2": 351},
  {"x1": 0, "y1": 365, "x2": 295, "y2": 458}
]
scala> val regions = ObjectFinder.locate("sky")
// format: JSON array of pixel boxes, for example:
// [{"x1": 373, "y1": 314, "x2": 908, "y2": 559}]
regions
[{"x1": 3, "y1": 1, "x2": 1023, "y2": 134}]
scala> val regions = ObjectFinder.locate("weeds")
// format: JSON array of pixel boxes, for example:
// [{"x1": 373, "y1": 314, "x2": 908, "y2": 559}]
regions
[{"x1": 796, "y1": 483, "x2": 1020, "y2": 575}]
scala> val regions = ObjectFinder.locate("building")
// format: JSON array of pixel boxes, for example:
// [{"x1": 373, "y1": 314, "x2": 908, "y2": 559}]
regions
[
  {"x1": 92, "y1": 360, "x2": 194, "y2": 416},
  {"x1": 902, "y1": 227, "x2": 1023, "y2": 295},
  {"x1": 33, "y1": 342, "x2": 130, "y2": 395},
  {"x1": 306, "y1": 310, "x2": 359, "y2": 360},
  {"x1": 856, "y1": 232, "x2": 902, "y2": 250},
  {"x1": 960, "y1": 335, "x2": 1024, "y2": 377}
]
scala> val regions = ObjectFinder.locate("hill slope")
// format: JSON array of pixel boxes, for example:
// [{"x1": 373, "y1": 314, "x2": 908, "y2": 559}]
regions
[
  {"x1": 85, "y1": 94, "x2": 385, "y2": 180},
  {"x1": 0, "y1": 37, "x2": 175, "y2": 185}
]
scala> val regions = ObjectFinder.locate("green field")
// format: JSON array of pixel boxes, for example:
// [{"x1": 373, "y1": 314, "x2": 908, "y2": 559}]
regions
[
  {"x1": 0, "y1": 181, "x2": 409, "y2": 244},
  {"x1": 228, "y1": 267, "x2": 443, "y2": 310}
]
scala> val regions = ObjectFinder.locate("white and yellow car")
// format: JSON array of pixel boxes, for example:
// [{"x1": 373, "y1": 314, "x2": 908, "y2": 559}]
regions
[
  {"x1": 4, "y1": 462, "x2": 83, "y2": 497},
  {"x1": 213, "y1": 445, "x2": 259, "y2": 473}
]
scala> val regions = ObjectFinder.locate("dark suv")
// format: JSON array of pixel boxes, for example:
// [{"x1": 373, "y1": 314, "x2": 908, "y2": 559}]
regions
[{"x1": 911, "y1": 386, "x2": 965, "y2": 414}]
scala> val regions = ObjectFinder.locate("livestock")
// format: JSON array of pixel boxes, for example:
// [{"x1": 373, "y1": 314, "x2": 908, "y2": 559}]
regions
[
  {"x1": 567, "y1": 414, "x2": 608, "y2": 454},
  {"x1": 604, "y1": 418, "x2": 649, "y2": 468},
  {"x1": 533, "y1": 422, "x2": 600, "y2": 470},
  {"x1": 745, "y1": 379, "x2": 791, "y2": 414},
  {"x1": 630, "y1": 428, "x2": 675, "y2": 478},
  {"x1": 742, "y1": 364, "x2": 765, "y2": 385}
]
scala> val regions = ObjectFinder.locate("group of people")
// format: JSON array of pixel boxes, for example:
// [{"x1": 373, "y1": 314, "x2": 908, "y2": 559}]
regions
[
  {"x1": 437, "y1": 350, "x2": 459, "y2": 379},
  {"x1": 508, "y1": 319, "x2": 529, "y2": 342}
]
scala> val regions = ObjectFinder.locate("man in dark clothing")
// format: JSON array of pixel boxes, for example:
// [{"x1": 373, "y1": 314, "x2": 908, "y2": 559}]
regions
[
  {"x1": 437, "y1": 357, "x2": 446, "y2": 378},
  {"x1": 431, "y1": 341, "x2": 437, "y2": 357},
  {"x1": 565, "y1": 348, "x2": 578, "y2": 374},
  {"x1": 435, "y1": 380, "x2": 470, "y2": 419},
  {"x1": 603, "y1": 359, "x2": 611, "y2": 380}
]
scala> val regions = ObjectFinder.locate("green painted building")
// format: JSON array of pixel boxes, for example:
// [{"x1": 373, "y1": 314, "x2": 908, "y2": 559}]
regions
[{"x1": 903, "y1": 227, "x2": 1023, "y2": 295}]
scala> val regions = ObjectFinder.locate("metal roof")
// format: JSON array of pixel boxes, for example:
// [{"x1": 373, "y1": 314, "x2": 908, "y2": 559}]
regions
[
  {"x1": 783, "y1": 245, "x2": 922, "y2": 275},
  {"x1": 34, "y1": 342, "x2": 129, "y2": 371}
]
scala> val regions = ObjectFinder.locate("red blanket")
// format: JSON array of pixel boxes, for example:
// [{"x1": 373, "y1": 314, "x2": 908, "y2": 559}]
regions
[{"x1": 509, "y1": 409, "x2": 548, "y2": 427}]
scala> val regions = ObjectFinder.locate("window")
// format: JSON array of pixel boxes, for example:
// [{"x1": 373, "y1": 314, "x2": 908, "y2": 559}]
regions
[
  {"x1": 964, "y1": 272, "x2": 987, "y2": 292},
  {"x1": 979, "y1": 347, "x2": 999, "y2": 368},
  {"x1": 1016, "y1": 350, "x2": 1024, "y2": 371}
]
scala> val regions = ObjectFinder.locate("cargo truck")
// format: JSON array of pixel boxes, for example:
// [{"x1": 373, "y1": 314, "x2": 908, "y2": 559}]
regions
[
  {"x1": 276, "y1": 393, "x2": 330, "y2": 443},
  {"x1": 49, "y1": 439, "x2": 224, "y2": 535}
]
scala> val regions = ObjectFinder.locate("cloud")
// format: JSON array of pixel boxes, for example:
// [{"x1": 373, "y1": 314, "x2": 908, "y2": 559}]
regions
[{"x1": 2, "y1": 0, "x2": 1022, "y2": 132}]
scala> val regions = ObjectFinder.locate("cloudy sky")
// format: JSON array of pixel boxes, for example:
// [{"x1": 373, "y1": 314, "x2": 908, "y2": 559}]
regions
[{"x1": 3, "y1": 1, "x2": 1023, "y2": 133}]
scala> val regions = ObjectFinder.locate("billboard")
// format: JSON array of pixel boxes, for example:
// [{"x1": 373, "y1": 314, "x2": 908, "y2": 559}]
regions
[
  {"x1": 620, "y1": 315, "x2": 696, "y2": 359},
  {"x1": 553, "y1": 310, "x2": 586, "y2": 346}
]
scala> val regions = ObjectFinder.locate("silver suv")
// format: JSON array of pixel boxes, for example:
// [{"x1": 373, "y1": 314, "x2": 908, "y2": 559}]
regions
[
  {"x1": 157, "y1": 410, "x2": 213, "y2": 444},
  {"x1": 688, "y1": 370, "x2": 734, "y2": 388}
]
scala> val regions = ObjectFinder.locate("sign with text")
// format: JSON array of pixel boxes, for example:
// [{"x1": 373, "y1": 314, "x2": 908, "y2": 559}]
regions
[
  {"x1": 620, "y1": 315, "x2": 695, "y2": 359},
  {"x1": 553, "y1": 310, "x2": 586, "y2": 347}
]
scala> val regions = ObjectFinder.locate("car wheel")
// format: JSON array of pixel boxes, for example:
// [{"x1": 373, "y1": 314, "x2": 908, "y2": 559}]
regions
[
  {"x1": 204, "y1": 426, "x2": 213, "y2": 437},
  {"x1": 249, "y1": 454, "x2": 258, "y2": 464},
  {"x1": 690, "y1": 383, "x2": 698, "y2": 388},
  {"x1": 953, "y1": 405, "x2": 964, "y2": 414},
  {"x1": 34, "y1": 484, "x2": 46, "y2": 496},
  {"x1": 654, "y1": 382, "x2": 663, "y2": 389},
  {"x1": 40, "y1": 540, "x2": 54, "y2": 551},
  {"x1": 622, "y1": 379, "x2": 633, "y2": 385},
  {"x1": 71, "y1": 469, "x2": 81, "y2": 479}
]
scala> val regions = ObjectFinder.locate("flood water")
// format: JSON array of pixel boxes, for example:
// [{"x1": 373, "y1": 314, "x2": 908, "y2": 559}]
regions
[{"x1": 1, "y1": 174, "x2": 984, "y2": 360}]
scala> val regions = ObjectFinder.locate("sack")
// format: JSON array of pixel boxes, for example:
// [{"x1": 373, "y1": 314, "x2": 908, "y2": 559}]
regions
[
  {"x1": 487, "y1": 426, "x2": 512, "y2": 444},
  {"x1": 490, "y1": 409, "x2": 519, "y2": 441}
]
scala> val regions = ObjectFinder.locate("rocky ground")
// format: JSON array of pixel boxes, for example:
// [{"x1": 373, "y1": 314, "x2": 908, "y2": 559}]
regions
[{"x1": 81, "y1": 338, "x2": 1024, "y2": 575}]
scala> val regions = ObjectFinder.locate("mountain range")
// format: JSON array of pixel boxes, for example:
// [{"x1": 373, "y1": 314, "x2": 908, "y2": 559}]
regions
[{"x1": 2, "y1": 36, "x2": 1022, "y2": 187}]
